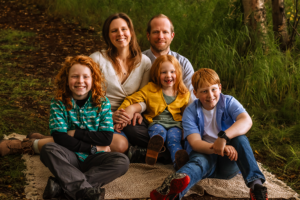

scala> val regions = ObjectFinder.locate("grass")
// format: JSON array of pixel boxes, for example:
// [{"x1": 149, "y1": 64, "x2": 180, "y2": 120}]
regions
[
  {"x1": 10, "y1": 0, "x2": 300, "y2": 194},
  {"x1": 0, "y1": 28, "x2": 51, "y2": 198},
  {"x1": 0, "y1": 29, "x2": 50, "y2": 138}
]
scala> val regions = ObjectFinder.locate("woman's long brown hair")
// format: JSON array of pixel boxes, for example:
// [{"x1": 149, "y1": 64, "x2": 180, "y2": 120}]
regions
[{"x1": 101, "y1": 12, "x2": 142, "y2": 75}]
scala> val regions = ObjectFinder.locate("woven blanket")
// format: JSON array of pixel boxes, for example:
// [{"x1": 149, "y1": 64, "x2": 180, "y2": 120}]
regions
[{"x1": 4, "y1": 133, "x2": 300, "y2": 200}]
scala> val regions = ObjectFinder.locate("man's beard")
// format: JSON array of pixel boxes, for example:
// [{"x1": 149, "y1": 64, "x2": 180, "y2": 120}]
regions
[{"x1": 150, "y1": 42, "x2": 169, "y2": 53}]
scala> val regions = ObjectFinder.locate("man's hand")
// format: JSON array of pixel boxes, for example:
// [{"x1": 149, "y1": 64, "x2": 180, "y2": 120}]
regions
[
  {"x1": 224, "y1": 145, "x2": 238, "y2": 161},
  {"x1": 96, "y1": 146, "x2": 111, "y2": 152},
  {"x1": 67, "y1": 130, "x2": 75, "y2": 137},
  {"x1": 131, "y1": 112, "x2": 143, "y2": 126},
  {"x1": 112, "y1": 109, "x2": 131, "y2": 124},
  {"x1": 210, "y1": 137, "x2": 227, "y2": 156}
]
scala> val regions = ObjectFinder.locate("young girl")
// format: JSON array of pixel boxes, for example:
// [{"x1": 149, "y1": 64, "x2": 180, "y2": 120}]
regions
[
  {"x1": 0, "y1": 55, "x2": 129, "y2": 199},
  {"x1": 116, "y1": 54, "x2": 190, "y2": 169}
]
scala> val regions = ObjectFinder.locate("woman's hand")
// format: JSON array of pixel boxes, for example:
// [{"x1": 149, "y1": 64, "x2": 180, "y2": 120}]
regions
[
  {"x1": 112, "y1": 109, "x2": 131, "y2": 124},
  {"x1": 96, "y1": 145, "x2": 111, "y2": 152}
]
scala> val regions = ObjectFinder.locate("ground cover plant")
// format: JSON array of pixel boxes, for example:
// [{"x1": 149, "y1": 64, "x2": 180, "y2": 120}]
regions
[{"x1": 0, "y1": 0, "x2": 299, "y2": 199}]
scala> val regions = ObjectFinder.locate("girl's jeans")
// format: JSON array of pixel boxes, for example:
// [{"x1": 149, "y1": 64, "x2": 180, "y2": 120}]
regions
[
  {"x1": 148, "y1": 124, "x2": 182, "y2": 163},
  {"x1": 177, "y1": 135, "x2": 265, "y2": 199}
]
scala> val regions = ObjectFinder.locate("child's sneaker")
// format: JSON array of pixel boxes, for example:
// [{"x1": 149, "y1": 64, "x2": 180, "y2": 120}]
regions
[
  {"x1": 150, "y1": 173, "x2": 190, "y2": 200},
  {"x1": 146, "y1": 135, "x2": 164, "y2": 165},
  {"x1": 250, "y1": 184, "x2": 268, "y2": 200},
  {"x1": 127, "y1": 145, "x2": 147, "y2": 163},
  {"x1": 174, "y1": 150, "x2": 189, "y2": 170}
]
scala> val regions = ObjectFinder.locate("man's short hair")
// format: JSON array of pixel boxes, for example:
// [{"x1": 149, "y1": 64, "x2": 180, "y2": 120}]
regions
[
  {"x1": 192, "y1": 68, "x2": 221, "y2": 91},
  {"x1": 146, "y1": 14, "x2": 174, "y2": 34}
]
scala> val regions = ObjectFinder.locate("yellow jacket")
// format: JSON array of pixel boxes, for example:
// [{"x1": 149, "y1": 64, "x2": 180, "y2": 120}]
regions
[{"x1": 118, "y1": 82, "x2": 190, "y2": 123}]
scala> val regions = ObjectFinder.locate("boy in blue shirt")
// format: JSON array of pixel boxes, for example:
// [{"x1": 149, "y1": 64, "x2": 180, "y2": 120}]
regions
[{"x1": 150, "y1": 68, "x2": 268, "y2": 200}]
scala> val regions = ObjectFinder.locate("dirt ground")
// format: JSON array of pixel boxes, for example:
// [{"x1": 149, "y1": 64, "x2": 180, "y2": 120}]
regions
[{"x1": 0, "y1": 0, "x2": 290, "y2": 199}]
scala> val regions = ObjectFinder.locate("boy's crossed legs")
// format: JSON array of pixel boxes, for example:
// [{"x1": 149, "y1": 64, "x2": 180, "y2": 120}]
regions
[{"x1": 151, "y1": 135, "x2": 267, "y2": 200}]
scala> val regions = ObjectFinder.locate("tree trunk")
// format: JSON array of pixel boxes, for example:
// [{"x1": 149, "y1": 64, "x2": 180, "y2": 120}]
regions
[
  {"x1": 242, "y1": 0, "x2": 268, "y2": 49},
  {"x1": 252, "y1": 0, "x2": 268, "y2": 49},
  {"x1": 272, "y1": 0, "x2": 289, "y2": 50}
]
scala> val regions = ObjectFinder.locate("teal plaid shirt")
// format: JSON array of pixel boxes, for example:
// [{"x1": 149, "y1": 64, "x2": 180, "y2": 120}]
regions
[{"x1": 49, "y1": 94, "x2": 113, "y2": 161}]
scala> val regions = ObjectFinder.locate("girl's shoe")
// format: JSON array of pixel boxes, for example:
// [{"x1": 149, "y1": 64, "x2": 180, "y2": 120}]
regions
[
  {"x1": 174, "y1": 150, "x2": 189, "y2": 170},
  {"x1": 150, "y1": 173, "x2": 190, "y2": 200},
  {"x1": 146, "y1": 135, "x2": 164, "y2": 165}
]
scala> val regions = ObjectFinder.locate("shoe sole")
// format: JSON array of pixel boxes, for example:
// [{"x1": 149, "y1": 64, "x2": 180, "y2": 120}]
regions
[
  {"x1": 175, "y1": 150, "x2": 189, "y2": 170},
  {"x1": 146, "y1": 135, "x2": 164, "y2": 165},
  {"x1": 150, "y1": 174, "x2": 190, "y2": 200}
]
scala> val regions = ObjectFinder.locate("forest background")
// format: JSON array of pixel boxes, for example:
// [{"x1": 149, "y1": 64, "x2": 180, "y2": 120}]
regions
[{"x1": 1, "y1": 0, "x2": 300, "y2": 198}]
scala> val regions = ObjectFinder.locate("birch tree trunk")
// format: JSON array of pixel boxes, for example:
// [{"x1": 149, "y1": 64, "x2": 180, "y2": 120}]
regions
[
  {"x1": 272, "y1": 0, "x2": 289, "y2": 50},
  {"x1": 242, "y1": 0, "x2": 268, "y2": 49},
  {"x1": 252, "y1": 0, "x2": 268, "y2": 48}
]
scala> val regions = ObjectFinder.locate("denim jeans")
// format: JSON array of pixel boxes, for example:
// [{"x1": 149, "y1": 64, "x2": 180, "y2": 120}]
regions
[
  {"x1": 177, "y1": 135, "x2": 265, "y2": 199},
  {"x1": 148, "y1": 124, "x2": 182, "y2": 163}
]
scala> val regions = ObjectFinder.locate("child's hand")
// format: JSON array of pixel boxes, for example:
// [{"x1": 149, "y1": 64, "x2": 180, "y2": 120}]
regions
[
  {"x1": 224, "y1": 145, "x2": 238, "y2": 161},
  {"x1": 96, "y1": 145, "x2": 111, "y2": 152},
  {"x1": 113, "y1": 109, "x2": 131, "y2": 124},
  {"x1": 114, "y1": 122, "x2": 127, "y2": 133},
  {"x1": 210, "y1": 137, "x2": 227, "y2": 156},
  {"x1": 67, "y1": 130, "x2": 75, "y2": 137}
]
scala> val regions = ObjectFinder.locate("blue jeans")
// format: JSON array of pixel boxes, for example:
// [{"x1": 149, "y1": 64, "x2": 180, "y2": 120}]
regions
[
  {"x1": 148, "y1": 124, "x2": 182, "y2": 163},
  {"x1": 177, "y1": 135, "x2": 265, "y2": 199}
]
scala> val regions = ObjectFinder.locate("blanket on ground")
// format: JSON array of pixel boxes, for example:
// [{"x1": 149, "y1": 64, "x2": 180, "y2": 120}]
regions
[{"x1": 4, "y1": 133, "x2": 300, "y2": 200}]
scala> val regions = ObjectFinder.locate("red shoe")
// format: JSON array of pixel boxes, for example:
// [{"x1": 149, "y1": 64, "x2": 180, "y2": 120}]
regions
[
  {"x1": 250, "y1": 184, "x2": 268, "y2": 200},
  {"x1": 150, "y1": 173, "x2": 190, "y2": 200}
]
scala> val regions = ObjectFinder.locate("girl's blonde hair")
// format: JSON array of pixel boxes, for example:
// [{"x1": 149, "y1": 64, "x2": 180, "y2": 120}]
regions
[
  {"x1": 150, "y1": 55, "x2": 188, "y2": 94},
  {"x1": 54, "y1": 55, "x2": 106, "y2": 111}
]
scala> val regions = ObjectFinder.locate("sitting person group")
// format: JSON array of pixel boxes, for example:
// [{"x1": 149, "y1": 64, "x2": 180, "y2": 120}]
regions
[{"x1": 0, "y1": 12, "x2": 268, "y2": 200}]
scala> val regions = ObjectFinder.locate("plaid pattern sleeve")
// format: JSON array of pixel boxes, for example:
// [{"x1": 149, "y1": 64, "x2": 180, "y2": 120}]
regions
[
  {"x1": 49, "y1": 98, "x2": 68, "y2": 134},
  {"x1": 98, "y1": 97, "x2": 114, "y2": 132}
]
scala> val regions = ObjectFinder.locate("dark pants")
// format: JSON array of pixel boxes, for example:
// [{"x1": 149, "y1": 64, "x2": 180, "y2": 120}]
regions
[
  {"x1": 123, "y1": 119, "x2": 172, "y2": 164},
  {"x1": 40, "y1": 143, "x2": 130, "y2": 199},
  {"x1": 123, "y1": 119, "x2": 150, "y2": 148}
]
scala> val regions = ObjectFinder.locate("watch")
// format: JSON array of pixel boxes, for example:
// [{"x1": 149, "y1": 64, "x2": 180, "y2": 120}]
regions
[
  {"x1": 90, "y1": 145, "x2": 97, "y2": 155},
  {"x1": 218, "y1": 131, "x2": 230, "y2": 143}
]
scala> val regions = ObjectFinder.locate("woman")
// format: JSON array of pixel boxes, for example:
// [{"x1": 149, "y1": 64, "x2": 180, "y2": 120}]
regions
[{"x1": 90, "y1": 13, "x2": 152, "y2": 153}]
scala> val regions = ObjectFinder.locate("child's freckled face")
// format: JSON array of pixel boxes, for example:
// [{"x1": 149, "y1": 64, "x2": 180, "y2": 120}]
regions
[
  {"x1": 193, "y1": 83, "x2": 221, "y2": 110},
  {"x1": 68, "y1": 64, "x2": 92, "y2": 100},
  {"x1": 159, "y1": 61, "x2": 176, "y2": 89}
]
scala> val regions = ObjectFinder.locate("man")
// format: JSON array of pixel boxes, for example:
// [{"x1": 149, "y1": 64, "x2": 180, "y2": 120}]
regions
[
  {"x1": 143, "y1": 14, "x2": 195, "y2": 97},
  {"x1": 123, "y1": 14, "x2": 195, "y2": 163}
]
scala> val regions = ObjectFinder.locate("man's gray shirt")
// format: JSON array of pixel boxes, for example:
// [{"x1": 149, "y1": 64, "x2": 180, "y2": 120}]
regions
[{"x1": 143, "y1": 49, "x2": 196, "y2": 101}]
